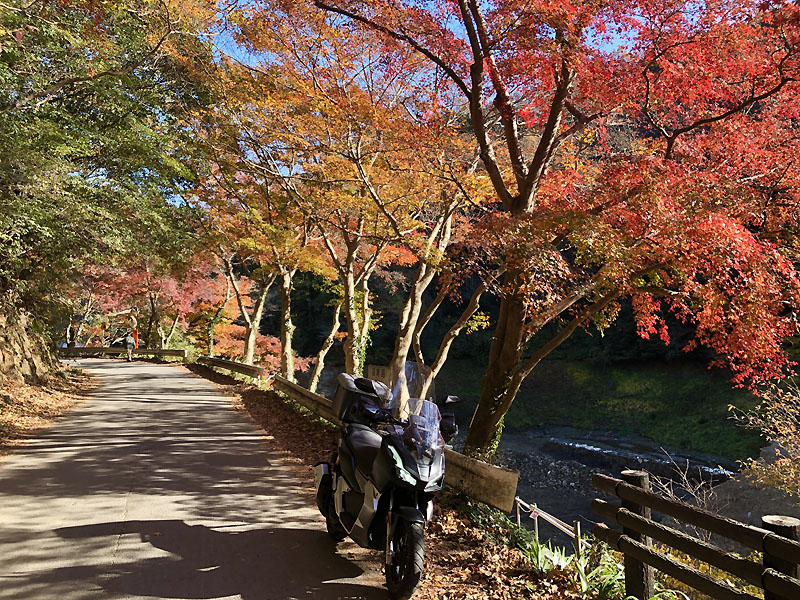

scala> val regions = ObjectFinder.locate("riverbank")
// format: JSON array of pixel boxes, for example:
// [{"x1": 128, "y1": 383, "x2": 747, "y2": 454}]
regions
[
  {"x1": 437, "y1": 357, "x2": 763, "y2": 461},
  {"x1": 491, "y1": 429, "x2": 799, "y2": 551}
]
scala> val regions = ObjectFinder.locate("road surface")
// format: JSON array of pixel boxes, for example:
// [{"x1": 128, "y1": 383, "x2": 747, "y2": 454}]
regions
[{"x1": 0, "y1": 359, "x2": 384, "y2": 600}]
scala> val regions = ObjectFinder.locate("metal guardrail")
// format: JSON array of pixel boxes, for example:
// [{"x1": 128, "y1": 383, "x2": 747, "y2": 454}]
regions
[
  {"x1": 196, "y1": 356, "x2": 265, "y2": 382},
  {"x1": 59, "y1": 347, "x2": 186, "y2": 358}
]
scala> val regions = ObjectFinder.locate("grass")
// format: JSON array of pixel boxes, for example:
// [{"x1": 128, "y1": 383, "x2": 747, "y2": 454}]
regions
[{"x1": 436, "y1": 358, "x2": 763, "y2": 461}]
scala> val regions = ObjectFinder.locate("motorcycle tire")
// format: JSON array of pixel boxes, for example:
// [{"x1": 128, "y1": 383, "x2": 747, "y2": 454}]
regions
[
  {"x1": 315, "y1": 471, "x2": 332, "y2": 517},
  {"x1": 324, "y1": 489, "x2": 347, "y2": 542},
  {"x1": 385, "y1": 518, "x2": 425, "y2": 600}
]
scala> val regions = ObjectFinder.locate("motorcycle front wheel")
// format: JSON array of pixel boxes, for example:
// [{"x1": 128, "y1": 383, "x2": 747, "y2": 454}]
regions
[{"x1": 385, "y1": 518, "x2": 425, "y2": 600}]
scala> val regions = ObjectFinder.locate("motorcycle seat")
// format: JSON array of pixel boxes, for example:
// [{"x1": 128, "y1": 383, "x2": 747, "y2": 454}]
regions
[{"x1": 345, "y1": 423, "x2": 383, "y2": 476}]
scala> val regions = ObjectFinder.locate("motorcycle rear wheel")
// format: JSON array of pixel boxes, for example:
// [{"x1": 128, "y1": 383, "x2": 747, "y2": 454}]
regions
[
  {"x1": 325, "y1": 501, "x2": 347, "y2": 542},
  {"x1": 385, "y1": 519, "x2": 424, "y2": 600},
  {"x1": 317, "y1": 477, "x2": 347, "y2": 542}
]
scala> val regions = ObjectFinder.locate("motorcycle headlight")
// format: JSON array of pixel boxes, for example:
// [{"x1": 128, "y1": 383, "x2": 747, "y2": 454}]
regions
[{"x1": 424, "y1": 477, "x2": 443, "y2": 492}]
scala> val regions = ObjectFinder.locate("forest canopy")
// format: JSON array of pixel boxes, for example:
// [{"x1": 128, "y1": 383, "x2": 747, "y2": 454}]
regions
[{"x1": 2, "y1": 0, "x2": 800, "y2": 461}]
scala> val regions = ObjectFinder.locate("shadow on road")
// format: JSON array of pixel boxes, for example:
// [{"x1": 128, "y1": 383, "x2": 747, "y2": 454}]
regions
[
  {"x1": 0, "y1": 361, "x2": 384, "y2": 599},
  {"x1": 0, "y1": 366, "x2": 314, "y2": 523},
  {"x1": 45, "y1": 520, "x2": 384, "y2": 599}
]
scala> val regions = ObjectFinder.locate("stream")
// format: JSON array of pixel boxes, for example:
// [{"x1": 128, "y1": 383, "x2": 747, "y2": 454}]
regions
[{"x1": 476, "y1": 427, "x2": 738, "y2": 550}]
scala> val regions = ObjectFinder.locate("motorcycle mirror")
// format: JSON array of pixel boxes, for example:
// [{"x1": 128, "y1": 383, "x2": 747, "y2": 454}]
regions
[{"x1": 441, "y1": 414, "x2": 458, "y2": 444}]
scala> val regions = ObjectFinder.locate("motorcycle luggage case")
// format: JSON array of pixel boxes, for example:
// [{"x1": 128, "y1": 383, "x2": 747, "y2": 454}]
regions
[{"x1": 333, "y1": 373, "x2": 390, "y2": 424}]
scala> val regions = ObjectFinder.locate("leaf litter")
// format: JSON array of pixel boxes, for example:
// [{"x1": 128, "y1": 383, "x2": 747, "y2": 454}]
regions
[
  {"x1": 188, "y1": 363, "x2": 583, "y2": 599},
  {"x1": 0, "y1": 368, "x2": 94, "y2": 455}
]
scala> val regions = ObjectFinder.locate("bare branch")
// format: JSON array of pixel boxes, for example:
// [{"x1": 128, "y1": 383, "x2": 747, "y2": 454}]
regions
[{"x1": 313, "y1": 0, "x2": 471, "y2": 98}]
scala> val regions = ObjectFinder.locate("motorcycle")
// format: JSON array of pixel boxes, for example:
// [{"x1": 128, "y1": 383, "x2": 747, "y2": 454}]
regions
[{"x1": 314, "y1": 363, "x2": 458, "y2": 599}]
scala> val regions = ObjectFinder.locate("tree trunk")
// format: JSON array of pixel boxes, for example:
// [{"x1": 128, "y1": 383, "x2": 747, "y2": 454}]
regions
[
  {"x1": 73, "y1": 297, "x2": 93, "y2": 345},
  {"x1": 342, "y1": 268, "x2": 362, "y2": 375},
  {"x1": 464, "y1": 277, "x2": 528, "y2": 457},
  {"x1": 208, "y1": 279, "x2": 231, "y2": 358},
  {"x1": 241, "y1": 278, "x2": 272, "y2": 365},
  {"x1": 222, "y1": 254, "x2": 276, "y2": 366},
  {"x1": 308, "y1": 300, "x2": 342, "y2": 394},
  {"x1": 144, "y1": 295, "x2": 158, "y2": 348},
  {"x1": 163, "y1": 312, "x2": 180, "y2": 348},
  {"x1": 464, "y1": 284, "x2": 619, "y2": 459},
  {"x1": 388, "y1": 207, "x2": 454, "y2": 383},
  {"x1": 356, "y1": 277, "x2": 373, "y2": 374},
  {"x1": 279, "y1": 269, "x2": 297, "y2": 382},
  {"x1": 242, "y1": 323, "x2": 257, "y2": 365},
  {"x1": 418, "y1": 281, "x2": 489, "y2": 399},
  {"x1": 388, "y1": 262, "x2": 436, "y2": 385}
]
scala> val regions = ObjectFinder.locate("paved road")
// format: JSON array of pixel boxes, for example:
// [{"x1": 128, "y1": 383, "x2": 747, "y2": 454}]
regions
[{"x1": 0, "y1": 359, "x2": 384, "y2": 600}]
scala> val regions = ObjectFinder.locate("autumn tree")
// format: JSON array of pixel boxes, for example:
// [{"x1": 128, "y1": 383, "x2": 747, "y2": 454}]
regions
[
  {"x1": 738, "y1": 382, "x2": 800, "y2": 498},
  {"x1": 308, "y1": 0, "x2": 800, "y2": 457},
  {"x1": 221, "y1": 2, "x2": 496, "y2": 384},
  {"x1": 190, "y1": 55, "x2": 331, "y2": 375},
  {"x1": 187, "y1": 264, "x2": 236, "y2": 358},
  {"x1": 0, "y1": 0, "x2": 216, "y2": 376}
]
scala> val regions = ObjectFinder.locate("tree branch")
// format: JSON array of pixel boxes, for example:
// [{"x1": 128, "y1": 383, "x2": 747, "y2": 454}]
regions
[
  {"x1": 7, "y1": 29, "x2": 172, "y2": 112},
  {"x1": 312, "y1": 0, "x2": 471, "y2": 97},
  {"x1": 513, "y1": 290, "x2": 619, "y2": 386},
  {"x1": 665, "y1": 76, "x2": 795, "y2": 160}
]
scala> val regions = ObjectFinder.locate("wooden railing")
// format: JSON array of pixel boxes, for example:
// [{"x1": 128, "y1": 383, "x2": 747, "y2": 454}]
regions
[
  {"x1": 59, "y1": 347, "x2": 186, "y2": 358},
  {"x1": 271, "y1": 375, "x2": 340, "y2": 423},
  {"x1": 196, "y1": 356, "x2": 265, "y2": 383},
  {"x1": 593, "y1": 470, "x2": 800, "y2": 600}
]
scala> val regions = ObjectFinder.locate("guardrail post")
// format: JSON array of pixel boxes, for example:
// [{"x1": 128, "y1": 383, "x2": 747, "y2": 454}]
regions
[
  {"x1": 621, "y1": 469, "x2": 655, "y2": 600},
  {"x1": 762, "y1": 515, "x2": 800, "y2": 600}
]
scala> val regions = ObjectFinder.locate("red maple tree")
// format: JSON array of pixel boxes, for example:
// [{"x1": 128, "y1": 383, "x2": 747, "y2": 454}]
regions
[{"x1": 303, "y1": 0, "x2": 800, "y2": 456}]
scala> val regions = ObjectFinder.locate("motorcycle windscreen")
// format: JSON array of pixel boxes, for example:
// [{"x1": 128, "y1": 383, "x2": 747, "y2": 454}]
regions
[
  {"x1": 402, "y1": 398, "x2": 444, "y2": 460},
  {"x1": 390, "y1": 361, "x2": 434, "y2": 418}
]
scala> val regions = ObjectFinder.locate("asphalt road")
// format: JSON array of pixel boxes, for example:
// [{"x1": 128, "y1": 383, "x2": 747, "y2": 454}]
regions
[{"x1": 0, "y1": 359, "x2": 385, "y2": 600}]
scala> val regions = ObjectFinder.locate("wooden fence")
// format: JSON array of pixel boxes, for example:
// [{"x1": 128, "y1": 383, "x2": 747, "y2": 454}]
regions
[
  {"x1": 593, "y1": 470, "x2": 800, "y2": 600},
  {"x1": 59, "y1": 346, "x2": 185, "y2": 358}
]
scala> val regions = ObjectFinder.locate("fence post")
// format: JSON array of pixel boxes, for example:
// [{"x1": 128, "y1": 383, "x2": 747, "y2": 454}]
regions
[
  {"x1": 762, "y1": 514, "x2": 800, "y2": 600},
  {"x1": 621, "y1": 469, "x2": 656, "y2": 600},
  {"x1": 573, "y1": 519, "x2": 582, "y2": 560}
]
